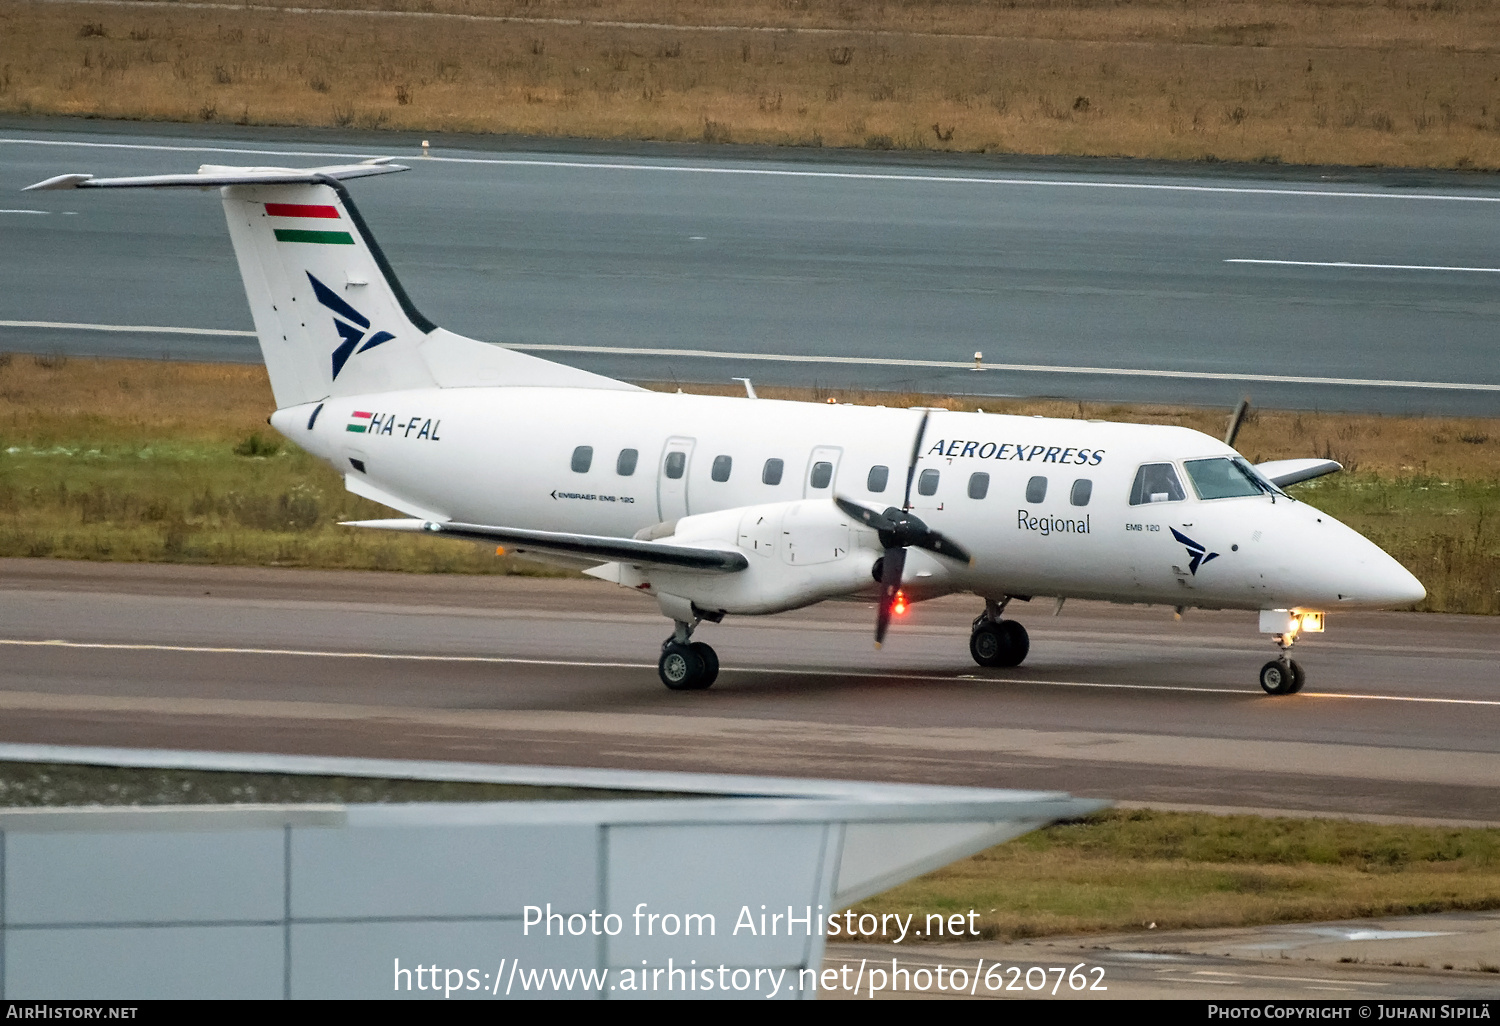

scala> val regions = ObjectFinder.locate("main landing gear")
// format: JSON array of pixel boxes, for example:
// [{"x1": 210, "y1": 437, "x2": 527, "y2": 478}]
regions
[
  {"x1": 657, "y1": 618, "x2": 719, "y2": 691},
  {"x1": 969, "y1": 597, "x2": 1030, "y2": 668}
]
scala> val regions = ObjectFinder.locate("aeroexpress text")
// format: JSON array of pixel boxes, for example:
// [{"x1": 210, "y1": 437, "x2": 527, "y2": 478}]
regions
[{"x1": 928, "y1": 440, "x2": 1104, "y2": 465}]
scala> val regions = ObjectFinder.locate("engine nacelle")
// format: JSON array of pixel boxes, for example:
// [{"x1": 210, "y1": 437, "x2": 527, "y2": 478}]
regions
[{"x1": 590, "y1": 499, "x2": 883, "y2": 616}]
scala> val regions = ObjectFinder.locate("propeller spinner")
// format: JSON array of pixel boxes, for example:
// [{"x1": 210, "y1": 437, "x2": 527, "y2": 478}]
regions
[{"x1": 833, "y1": 410, "x2": 971, "y2": 647}]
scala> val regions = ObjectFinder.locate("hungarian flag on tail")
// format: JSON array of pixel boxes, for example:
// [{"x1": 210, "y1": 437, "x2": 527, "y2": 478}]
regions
[{"x1": 267, "y1": 202, "x2": 353, "y2": 245}]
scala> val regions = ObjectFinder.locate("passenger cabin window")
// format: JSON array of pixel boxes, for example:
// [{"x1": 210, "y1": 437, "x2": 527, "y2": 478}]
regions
[
  {"x1": 711, "y1": 455, "x2": 733, "y2": 482},
  {"x1": 664, "y1": 451, "x2": 686, "y2": 479},
  {"x1": 867, "y1": 465, "x2": 890, "y2": 493},
  {"x1": 809, "y1": 461, "x2": 834, "y2": 489},
  {"x1": 571, "y1": 445, "x2": 593, "y2": 473},
  {"x1": 967, "y1": 472, "x2": 990, "y2": 500},
  {"x1": 762, "y1": 458, "x2": 784, "y2": 486},
  {"x1": 1184, "y1": 457, "x2": 1264, "y2": 500},
  {"x1": 1130, "y1": 463, "x2": 1186, "y2": 505},
  {"x1": 1070, "y1": 478, "x2": 1093, "y2": 506},
  {"x1": 917, "y1": 469, "x2": 940, "y2": 496},
  {"x1": 1025, "y1": 476, "x2": 1047, "y2": 503},
  {"x1": 616, "y1": 448, "x2": 638, "y2": 476}
]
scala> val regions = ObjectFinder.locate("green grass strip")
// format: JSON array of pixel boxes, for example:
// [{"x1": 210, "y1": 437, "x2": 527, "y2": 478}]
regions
[{"x1": 852, "y1": 809, "x2": 1500, "y2": 943}]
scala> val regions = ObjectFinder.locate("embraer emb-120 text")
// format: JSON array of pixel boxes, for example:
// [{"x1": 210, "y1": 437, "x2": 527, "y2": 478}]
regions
[{"x1": 25, "y1": 160, "x2": 1426, "y2": 694}]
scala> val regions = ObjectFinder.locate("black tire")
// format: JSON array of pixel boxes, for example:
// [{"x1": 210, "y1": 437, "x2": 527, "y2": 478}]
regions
[
  {"x1": 1000, "y1": 620, "x2": 1030, "y2": 667},
  {"x1": 1287, "y1": 659, "x2": 1306, "y2": 694},
  {"x1": 970, "y1": 622, "x2": 1004, "y2": 666},
  {"x1": 969, "y1": 620, "x2": 1030, "y2": 668},
  {"x1": 689, "y1": 642, "x2": 719, "y2": 689},
  {"x1": 1259, "y1": 659, "x2": 1296, "y2": 695},
  {"x1": 658, "y1": 643, "x2": 704, "y2": 691}
]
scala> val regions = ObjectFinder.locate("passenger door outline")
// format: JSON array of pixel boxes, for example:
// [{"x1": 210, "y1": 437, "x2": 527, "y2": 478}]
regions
[
  {"x1": 802, "y1": 446, "x2": 843, "y2": 498},
  {"x1": 657, "y1": 436, "x2": 695, "y2": 521}
]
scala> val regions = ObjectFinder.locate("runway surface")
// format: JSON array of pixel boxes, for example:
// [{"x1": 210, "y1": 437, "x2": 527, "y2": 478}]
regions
[
  {"x1": 1, "y1": 558, "x2": 1496, "y2": 822},
  {"x1": 3, "y1": 121, "x2": 1499, "y2": 414}
]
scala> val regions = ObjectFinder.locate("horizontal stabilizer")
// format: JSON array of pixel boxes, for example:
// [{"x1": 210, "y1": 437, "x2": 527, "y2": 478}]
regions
[
  {"x1": 1254, "y1": 458, "x2": 1342, "y2": 487},
  {"x1": 343, "y1": 519, "x2": 749, "y2": 572},
  {"x1": 24, "y1": 161, "x2": 405, "y2": 191},
  {"x1": 29, "y1": 158, "x2": 640, "y2": 405}
]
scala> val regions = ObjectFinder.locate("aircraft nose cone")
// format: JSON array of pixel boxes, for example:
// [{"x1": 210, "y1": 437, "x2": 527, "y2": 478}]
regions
[
  {"x1": 1278, "y1": 508, "x2": 1426, "y2": 609},
  {"x1": 1341, "y1": 534, "x2": 1426, "y2": 607},
  {"x1": 1377, "y1": 557, "x2": 1427, "y2": 606}
]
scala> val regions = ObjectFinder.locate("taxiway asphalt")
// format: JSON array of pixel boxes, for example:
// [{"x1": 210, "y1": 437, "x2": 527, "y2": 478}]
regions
[
  {"x1": 1, "y1": 559, "x2": 1496, "y2": 823},
  {"x1": 2, "y1": 122, "x2": 1499, "y2": 414}
]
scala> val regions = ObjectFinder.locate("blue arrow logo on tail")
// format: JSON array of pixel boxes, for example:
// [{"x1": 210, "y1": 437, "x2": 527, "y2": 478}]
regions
[{"x1": 308, "y1": 272, "x2": 395, "y2": 379}]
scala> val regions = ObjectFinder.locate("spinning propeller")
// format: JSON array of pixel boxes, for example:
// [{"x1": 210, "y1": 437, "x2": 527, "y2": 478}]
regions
[{"x1": 834, "y1": 410, "x2": 972, "y2": 647}]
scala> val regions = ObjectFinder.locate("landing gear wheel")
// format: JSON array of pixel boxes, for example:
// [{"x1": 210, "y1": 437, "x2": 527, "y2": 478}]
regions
[
  {"x1": 689, "y1": 642, "x2": 719, "y2": 688},
  {"x1": 1287, "y1": 659, "x2": 1306, "y2": 694},
  {"x1": 970, "y1": 619, "x2": 1030, "y2": 668},
  {"x1": 1259, "y1": 659, "x2": 1298, "y2": 695},
  {"x1": 659, "y1": 642, "x2": 705, "y2": 691}
]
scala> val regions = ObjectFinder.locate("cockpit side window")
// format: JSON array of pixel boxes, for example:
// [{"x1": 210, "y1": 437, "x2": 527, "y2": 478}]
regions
[
  {"x1": 1129, "y1": 463, "x2": 1186, "y2": 505},
  {"x1": 1184, "y1": 457, "x2": 1265, "y2": 500}
]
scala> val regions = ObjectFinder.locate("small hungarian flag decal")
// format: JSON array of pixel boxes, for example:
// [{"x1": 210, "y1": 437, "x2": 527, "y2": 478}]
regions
[
  {"x1": 267, "y1": 202, "x2": 354, "y2": 245},
  {"x1": 346, "y1": 411, "x2": 373, "y2": 433}
]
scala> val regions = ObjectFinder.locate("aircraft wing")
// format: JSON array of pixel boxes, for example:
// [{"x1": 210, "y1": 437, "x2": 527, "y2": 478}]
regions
[
  {"x1": 1253, "y1": 458, "x2": 1343, "y2": 488},
  {"x1": 342, "y1": 518, "x2": 749, "y2": 572}
]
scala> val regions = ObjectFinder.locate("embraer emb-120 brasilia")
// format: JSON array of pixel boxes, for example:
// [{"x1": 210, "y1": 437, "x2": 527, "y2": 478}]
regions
[{"x1": 26, "y1": 159, "x2": 1427, "y2": 694}]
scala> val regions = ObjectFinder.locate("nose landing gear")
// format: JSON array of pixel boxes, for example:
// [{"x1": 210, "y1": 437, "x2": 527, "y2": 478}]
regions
[
  {"x1": 658, "y1": 618, "x2": 719, "y2": 691},
  {"x1": 969, "y1": 597, "x2": 1030, "y2": 668},
  {"x1": 1257, "y1": 609, "x2": 1319, "y2": 695},
  {"x1": 1258, "y1": 657, "x2": 1305, "y2": 695}
]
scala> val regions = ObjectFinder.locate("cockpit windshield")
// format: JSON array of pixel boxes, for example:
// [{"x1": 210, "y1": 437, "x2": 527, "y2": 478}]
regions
[{"x1": 1185, "y1": 457, "x2": 1271, "y2": 500}]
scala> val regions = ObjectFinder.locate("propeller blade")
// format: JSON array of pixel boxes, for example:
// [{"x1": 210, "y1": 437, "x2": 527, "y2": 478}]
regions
[
  {"x1": 1224, "y1": 397, "x2": 1251, "y2": 447},
  {"x1": 902, "y1": 409, "x2": 931, "y2": 511},
  {"x1": 874, "y1": 545, "x2": 906, "y2": 647},
  {"x1": 914, "y1": 531, "x2": 972, "y2": 565},
  {"x1": 834, "y1": 495, "x2": 897, "y2": 532},
  {"x1": 837, "y1": 497, "x2": 972, "y2": 564}
]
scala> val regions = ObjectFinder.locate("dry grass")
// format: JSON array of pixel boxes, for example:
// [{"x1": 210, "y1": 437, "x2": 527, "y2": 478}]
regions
[
  {"x1": 0, "y1": 353, "x2": 541, "y2": 572},
  {"x1": 851, "y1": 808, "x2": 1500, "y2": 942},
  {"x1": 5, "y1": 354, "x2": 1495, "y2": 478},
  {"x1": 1, "y1": 354, "x2": 1497, "y2": 610},
  {"x1": 5, "y1": 0, "x2": 1500, "y2": 167}
]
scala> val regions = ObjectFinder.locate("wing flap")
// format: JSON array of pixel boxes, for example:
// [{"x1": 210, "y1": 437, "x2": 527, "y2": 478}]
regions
[{"x1": 343, "y1": 518, "x2": 748, "y2": 572}]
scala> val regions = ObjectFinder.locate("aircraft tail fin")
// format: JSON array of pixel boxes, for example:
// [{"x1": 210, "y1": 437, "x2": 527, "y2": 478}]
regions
[{"x1": 26, "y1": 161, "x2": 637, "y2": 408}]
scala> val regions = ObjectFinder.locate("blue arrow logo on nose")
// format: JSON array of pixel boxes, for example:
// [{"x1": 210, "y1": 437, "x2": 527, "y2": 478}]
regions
[{"x1": 1170, "y1": 527, "x2": 1219, "y2": 575}]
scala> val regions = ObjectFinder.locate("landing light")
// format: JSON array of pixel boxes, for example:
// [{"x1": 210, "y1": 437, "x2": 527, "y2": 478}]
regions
[{"x1": 1258, "y1": 609, "x2": 1325, "y2": 639}]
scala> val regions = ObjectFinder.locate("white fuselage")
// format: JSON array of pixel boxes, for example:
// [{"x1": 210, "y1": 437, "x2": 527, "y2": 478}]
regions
[{"x1": 273, "y1": 387, "x2": 1425, "y2": 615}]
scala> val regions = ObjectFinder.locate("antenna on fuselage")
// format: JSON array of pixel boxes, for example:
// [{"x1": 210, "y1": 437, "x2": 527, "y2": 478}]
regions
[{"x1": 1224, "y1": 397, "x2": 1251, "y2": 448}]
